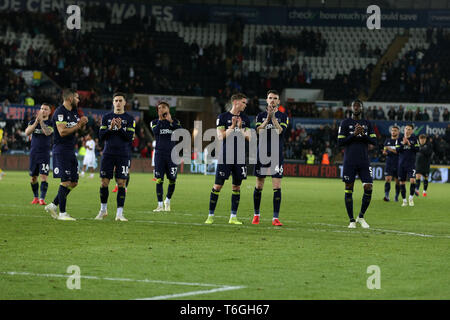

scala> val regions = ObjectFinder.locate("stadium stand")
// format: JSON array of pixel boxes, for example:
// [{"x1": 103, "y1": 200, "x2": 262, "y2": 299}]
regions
[{"x1": 1, "y1": 5, "x2": 450, "y2": 166}]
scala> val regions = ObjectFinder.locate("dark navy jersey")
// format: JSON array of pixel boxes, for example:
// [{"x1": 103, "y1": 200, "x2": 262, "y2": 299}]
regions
[
  {"x1": 383, "y1": 137, "x2": 399, "y2": 165},
  {"x1": 151, "y1": 118, "x2": 182, "y2": 155},
  {"x1": 29, "y1": 118, "x2": 53, "y2": 154},
  {"x1": 52, "y1": 105, "x2": 79, "y2": 153},
  {"x1": 416, "y1": 142, "x2": 433, "y2": 168},
  {"x1": 396, "y1": 135, "x2": 420, "y2": 166},
  {"x1": 338, "y1": 118, "x2": 377, "y2": 165},
  {"x1": 217, "y1": 111, "x2": 251, "y2": 164},
  {"x1": 255, "y1": 111, "x2": 289, "y2": 160},
  {"x1": 99, "y1": 112, "x2": 135, "y2": 157}
]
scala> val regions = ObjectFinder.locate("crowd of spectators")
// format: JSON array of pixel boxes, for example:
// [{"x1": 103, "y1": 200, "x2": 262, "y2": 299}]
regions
[{"x1": 283, "y1": 121, "x2": 450, "y2": 165}]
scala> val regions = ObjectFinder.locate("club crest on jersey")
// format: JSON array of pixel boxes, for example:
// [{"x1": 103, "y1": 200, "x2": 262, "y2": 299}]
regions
[{"x1": 58, "y1": 114, "x2": 64, "y2": 122}]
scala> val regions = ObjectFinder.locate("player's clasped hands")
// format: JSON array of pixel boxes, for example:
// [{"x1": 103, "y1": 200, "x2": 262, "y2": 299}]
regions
[
  {"x1": 79, "y1": 116, "x2": 88, "y2": 128},
  {"x1": 354, "y1": 124, "x2": 364, "y2": 136}
]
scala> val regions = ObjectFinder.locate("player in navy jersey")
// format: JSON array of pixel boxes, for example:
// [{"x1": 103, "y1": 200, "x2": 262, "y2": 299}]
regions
[
  {"x1": 95, "y1": 92, "x2": 135, "y2": 222},
  {"x1": 205, "y1": 93, "x2": 252, "y2": 225},
  {"x1": 415, "y1": 134, "x2": 433, "y2": 197},
  {"x1": 396, "y1": 124, "x2": 420, "y2": 207},
  {"x1": 382, "y1": 125, "x2": 400, "y2": 202},
  {"x1": 151, "y1": 102, "x2": 182, "y2": 212},
  {"x1": 252, "y1": 90, "x2": 288, "y2": 226},
  {"x1": 338, "y1": 100, "x2": 377, "y2": 229},
  {"x1": 44, "y1": 89, "x2": 88, "y2": 221},
  {"x1": 25, "y1": 103, "x2": 53, "y2": 205}
]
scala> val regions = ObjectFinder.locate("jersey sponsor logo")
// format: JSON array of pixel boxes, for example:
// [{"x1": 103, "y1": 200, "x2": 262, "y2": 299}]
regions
[{"x1": 159, "y1": 129, "x2": 173, "y2": 134}]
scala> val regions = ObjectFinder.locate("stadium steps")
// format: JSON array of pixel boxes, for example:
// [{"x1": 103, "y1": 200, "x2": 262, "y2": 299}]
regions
[{"x1": 368, "y1": 32, "x2": 410, "y2": 99}]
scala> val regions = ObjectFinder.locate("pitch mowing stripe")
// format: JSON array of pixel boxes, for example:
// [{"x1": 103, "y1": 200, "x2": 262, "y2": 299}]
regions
[
  {"x1": 136, "y1": 286, "x2": 246, "y2": 300},
  {"x1": 0, "y1": 271, "x2": 241, "y2": 289},
  {"x1": 0, "y1": 212, "x2": 449, "y2": 239}
]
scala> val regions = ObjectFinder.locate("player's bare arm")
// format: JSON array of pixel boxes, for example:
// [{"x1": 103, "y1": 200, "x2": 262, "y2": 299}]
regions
[
  {"x1": 39, "y1": 118, "x2": 53, "y2": 136},
  {"x1": 57, "y1": 116, "x2": 87, "y2": 137},
  {"x1": 223, "y1": 116, "x2": 237, "y2": 139},
  {"x1": 25, "y1": 115, "x2": 40, "y2": 136},
  {"x1": 270, "y1": 113, "x2": 283, "y2": 135}
]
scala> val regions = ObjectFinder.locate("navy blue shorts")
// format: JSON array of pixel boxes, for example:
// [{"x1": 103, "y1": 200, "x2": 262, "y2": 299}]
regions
[
  {"x1": 398, "y1": 164, "x2": 416, "y2": 181},
  {"x1": 342, "y1": 163, "x2": 373, "y2": 184},
  {"x1": 254, "y1": 160, "x2": 284, "y2": 179},
  {"x1": 29, "y1": 153, "x2": 50, "y2": 176},
  {"x1": 215, "y1": 163, "x2": 247, "y2": 186},
  {"x1": 100, "y1": 154, "x2": 130, "y2": 180},
  {"x1": 384, "y1": 161, "x2": 398, "y2": 178},
  {"x1": 53, "y1": 152, "x2": 79, "y2": 182},
  {"x1": 154, "y1": 154, "x2": 178, "y2": 181}
]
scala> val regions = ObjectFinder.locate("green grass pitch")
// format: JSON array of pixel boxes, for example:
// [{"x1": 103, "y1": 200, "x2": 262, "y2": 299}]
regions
[{"x1": 0, "y1": 171, "x2": 448, "y2": 300}]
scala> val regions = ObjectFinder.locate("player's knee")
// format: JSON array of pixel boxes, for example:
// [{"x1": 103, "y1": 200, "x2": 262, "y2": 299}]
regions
[
  {"x1": 213, "y1": 184, "x2": 223, "y2": 192},
  {"x1": 272, "y1": 179, "x2": 281, "y2": 189},
  {"x1": 232, "y1": 185, "x2": 241, "y2": 192},
  {"x1": 363, "y1": 184, "x2": 373, "y2": 192},
  {"x1": 31, "y1": 176, "x2": 37, "y2": 183},
  {"x1": 169, "y1": 179, "x2": 176, "y2": 185},
  {"x1": 256, "y1": 179, "x2": 264, "y2": 189},
  {"x1": 71, "y1": 182, "x2": 78, "y2": 188},
  {"x1": 345, "y1": 183, "x2": 354, "y2": 191},
  {"x1": 40, "y1": 174, "x2": 47, "y2": 182}
]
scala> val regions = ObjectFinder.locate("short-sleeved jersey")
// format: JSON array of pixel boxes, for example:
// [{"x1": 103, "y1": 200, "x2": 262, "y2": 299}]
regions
[
  {"x1": 396, "y1": 135, "x2": 419, "y2": 167},
  {"x1": 217, "y1": 111, "x2": 251, "y2": 164},
  {"x1": 383, "y1": 137, "x2": 399, "y2": 165},
  {"x1": 337, "y1": 118, "x2": 377, "y2": 165},
  {"x1": 416, "y1": 142, "x2": 433, "y2": 168},
  {"x1": 29, "y1": 118, "x2": 53, "y2": 155},
  {"x1": 85, "y1": 139, "x2": 96, "y2": 157},
  {"x1": 151, "y1": 118, "x2": 182, "y2": 155},
  {"x1": 52, "y1": 105, "x2": 79, "y2": 153},
  {"x1": 99, "y1": 112, "x2": 135, "y2": 158},
  {"x1": 255, "y1": 111, "x2": 289, "y2": 162}
]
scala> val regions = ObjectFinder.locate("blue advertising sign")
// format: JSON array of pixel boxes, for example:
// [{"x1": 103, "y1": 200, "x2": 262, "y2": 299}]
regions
[{"x1": 290, "y1": 118, "x2": 449, "y2": 136}]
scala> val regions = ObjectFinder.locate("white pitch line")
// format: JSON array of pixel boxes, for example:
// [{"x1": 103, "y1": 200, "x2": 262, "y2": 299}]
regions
[
  {"x1": 1, "y1": 271, "x2": 246, "y2": 300},
  {"x1": 136, "y1": 285, "x2": 246, "y2": 300}
]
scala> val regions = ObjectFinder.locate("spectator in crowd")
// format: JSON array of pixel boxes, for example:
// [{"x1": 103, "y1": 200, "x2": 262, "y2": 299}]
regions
[
  {"x1": 443, "y1": 108, "x2": 450, "y2": 121},
  {"x1": 396, "y1": 105, "x2": 404, "y2": 121},
  {"x1": 376, "y1": 106, "x2": 386, "y2": 120},
  {"x1": 387, "y1": 106, "x2": 396, "y2": 120},
  {"x1": 432, "y1": 107, "x2": 440, "y2": 122}
]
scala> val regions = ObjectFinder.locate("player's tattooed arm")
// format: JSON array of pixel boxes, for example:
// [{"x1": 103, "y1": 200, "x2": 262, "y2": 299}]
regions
[{"x1": 39, "y1": 120, "x2": 53, "y2": 136}]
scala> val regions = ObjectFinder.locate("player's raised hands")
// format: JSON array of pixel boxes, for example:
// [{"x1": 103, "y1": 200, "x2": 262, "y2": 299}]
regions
[
  {"x1": 231, "y1": 116, "x2": 238, "y2": 127},
  {"x1": 354, "y1": 124, "x2": 364, "y2": 136},
  {"x1": 114, "y1": 117, "x2": 122, "y2": 129},
  {"x1": 35, "y1": 110, "x2": 43, "y2": 122},
  {"x1": 237, "y1": 116, "x2": 242, "y2": 128},
  {"x1": 165, "y1": 111, "x2": 173, "y2": 123},
  {"x1": 79, "y1": 116, "x2": 88, "y2": 128}
]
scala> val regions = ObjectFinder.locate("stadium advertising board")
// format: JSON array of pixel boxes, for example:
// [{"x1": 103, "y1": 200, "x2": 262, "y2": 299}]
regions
[
  {"x1": 4, "y1": 104, "x2": 140, "y2": 122},
  {"x1": 290, "y1": 118, "x2": 448, "y2": 136},
  {"x1": 3, "y1": 1, "x2": 450, "y2": 27}
]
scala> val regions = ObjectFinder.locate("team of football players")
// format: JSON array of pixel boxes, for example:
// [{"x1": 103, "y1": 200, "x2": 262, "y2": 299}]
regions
[{"x1": 24, "y1": 90, "x2": 431, "y2": 227}]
